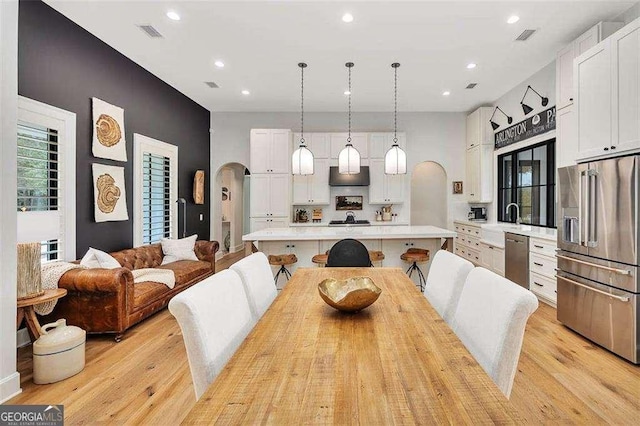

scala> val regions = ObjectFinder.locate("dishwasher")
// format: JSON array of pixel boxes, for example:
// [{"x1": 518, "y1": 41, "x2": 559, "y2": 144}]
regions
[{"x1": 505, "y1": 232, "x2": 529, "y2": 289}]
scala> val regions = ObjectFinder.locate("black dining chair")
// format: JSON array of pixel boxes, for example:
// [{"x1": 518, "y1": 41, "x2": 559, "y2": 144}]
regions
[{"x1": 326, "y1": 239, "x2": 371, "y2": 267}]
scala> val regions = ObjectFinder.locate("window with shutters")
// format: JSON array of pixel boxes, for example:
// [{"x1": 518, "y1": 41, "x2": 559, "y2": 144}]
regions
[
  {"x1": 17, "y1": 97, "x2": 76, "y2": 261},
  {"x1": 133, "y1": 134, "x2": 178, "y2": 247}
]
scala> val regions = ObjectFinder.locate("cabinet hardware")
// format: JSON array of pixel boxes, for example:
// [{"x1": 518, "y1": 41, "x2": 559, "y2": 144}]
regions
[
  {"x1": 534, "y1": 245, "x2": 544, "y2": 249},
  {"x1": 569, "y1": 97, "x2": 573, "y2": 101},
  {"x1": 489, "y1": 246, "x2": 494, "y2": 250},
  {"x1": 604, "y1": 147, "x2": 609, "y2": 151},
  {"x1": 534, "y1": 262, "x2": 544, "y2": 267},
  {"x1": 611, "y1": 146, "x2": 616, "y2": 150},
  {"x1": 533, "y1": 282, "x2": 543, "y2": 287}
]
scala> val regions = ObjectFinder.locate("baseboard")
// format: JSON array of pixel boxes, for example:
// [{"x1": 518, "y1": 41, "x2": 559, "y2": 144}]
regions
[
  {"x1": 16, "y1": 328, "x2": 31, "y2": 348},
  {"x1": 232, "y1": 244, "x2": 244, "y2": 253},
  {"x1": 0, "y1": 372, "x2": 21, "y2": 404}
]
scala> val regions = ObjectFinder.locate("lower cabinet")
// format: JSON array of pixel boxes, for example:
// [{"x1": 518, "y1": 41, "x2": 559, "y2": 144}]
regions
[
  {"x1": 529, "y1": 237, "x2": 558, "y2": 306},
  {"x1": 259, "y1": 240, "x2": 319, "y2": 290},
  {"x1": 479, "y1": 243, "x2": 505, "y2": 276}
]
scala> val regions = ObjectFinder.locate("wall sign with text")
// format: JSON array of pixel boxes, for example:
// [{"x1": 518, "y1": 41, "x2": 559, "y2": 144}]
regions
[{"x1": 494, "y1": 106, "x2": 556, "y2": 149}]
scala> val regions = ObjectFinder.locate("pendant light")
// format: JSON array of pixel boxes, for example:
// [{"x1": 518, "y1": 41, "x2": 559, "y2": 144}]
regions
[
  {"x1": 292, "y1": 62, "x2": 314, "y2": 175},
  {"x1": 385, "y1": 63, "x2": 407, "y2": 175},
  {"x1": 339, "y1": 62, "x2": 361, "y2": 174}
]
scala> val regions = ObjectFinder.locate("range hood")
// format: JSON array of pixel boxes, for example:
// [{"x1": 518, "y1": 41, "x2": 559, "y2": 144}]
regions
[{"x1": 329, "y1": 166, "x2": 370, "y2": 186}]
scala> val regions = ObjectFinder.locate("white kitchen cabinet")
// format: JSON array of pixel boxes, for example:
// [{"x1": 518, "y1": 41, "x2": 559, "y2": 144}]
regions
[
  {"x1": 465, "y1": 107, "x2": 493, "y2": 149},
  {"x1": 479, "y1": 243, "x2": 505, "y2": 276},
  {"x1": 575, "y1": 40, "x2": 613, "y2": 160},
  {"x1": 556, "y1": 105, "x2": 577, "y2": 168},
  {"x1": 575, "y1": 18, "x2": 640, "y2": 162},
  {"x1": 556, "y1": 21, "x2": 624, "y2": 111},
  {"x1": 250, "y1": 129, "x2": 291, "y2": 174},
  {"x1": 250, "y1": 174, "x2": 290, "y2": 218},
  {"x1": 293, "y1": 133, "x2": 330, "y2": 159},
  {"x1": 330, "y1": 133, "x2": 368, "y2": 161},
  {"x1": 292, "y1": 158, "x2": 330, "y2": 205},
  {"x1": 528, "y1": 237, "x2": 558, "y2": 306},
  {"x1": 369, "y1": 133, "x2": 407, "y2": 159},
  {"x1": 611, "y1": 20, "x2": 640, "y2": 156},
  {"x1": 250, "y1": 217, "x2": 289, "y2": 233},
  {"x1": 369, "y1": 159, "x2": 404, "y2": 204},
  {"x1": 465, "y1": 144, "x2": 493, "y2": 203}
]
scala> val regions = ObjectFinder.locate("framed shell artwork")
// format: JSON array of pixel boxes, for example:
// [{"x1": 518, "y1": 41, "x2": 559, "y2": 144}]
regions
[
  {"x1": 92, "y1": 163, "x2": 129, "y2": 222},
  {"x1": 92, "y1": 97, "x2": 127, "y2": 162}
]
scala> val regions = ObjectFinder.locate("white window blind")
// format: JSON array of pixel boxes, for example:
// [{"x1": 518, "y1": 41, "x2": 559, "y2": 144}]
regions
[
  {"x1": 142, "y1": 152, "x2": 172, "y2": 245},
  {"x1": 17, "y1": 97, "x2": 76, "y2": 262}
]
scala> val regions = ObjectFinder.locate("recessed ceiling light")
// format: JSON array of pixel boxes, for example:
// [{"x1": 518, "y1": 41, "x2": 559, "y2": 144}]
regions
[
  {"x1": 342, "y1": 13, "x2": 354, "y2": 23},
  {"x1": 241, "y1": 90, "x2": 250, "y2": 95},
  {"x1": 214, "y1": 60, "x2": 225, "y2": 68},
  {"x1": 442, "y1": 91, "x2": 451, "y2": 96},
  {"x1": 166, "y1": 11, "x2": 181, "y2": 21},
  {"x1": 467, "y1": 63, "x2": 477, "y2": 69},
  {"x1": 507, "y1": 15, "x2": 520, "y2": 24},
  {"x1": 344, "y1": 90, "x2": 351, "y2": 95}
]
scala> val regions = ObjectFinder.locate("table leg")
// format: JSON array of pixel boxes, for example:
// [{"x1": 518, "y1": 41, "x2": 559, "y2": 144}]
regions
[
  {"x1": 23, "y1": 306, "x2": 42, "y2": 341},
  {"x1": 16, "y1": 307, "x2": 25, "y2": 329}
]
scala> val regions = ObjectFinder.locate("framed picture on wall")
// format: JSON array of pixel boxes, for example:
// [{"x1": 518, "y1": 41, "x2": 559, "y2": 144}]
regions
[
  {"x1": 336, "y1": 196, "x2": 363, "y2": 210},
  {"x1": 453, "y1": 181, "x2": 463, "y2": 194}
]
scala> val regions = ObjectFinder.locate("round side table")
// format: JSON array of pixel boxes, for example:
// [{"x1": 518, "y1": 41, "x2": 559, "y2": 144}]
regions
[{"x1": 17, "y1": 288, "x2": 67, "y2": 341}]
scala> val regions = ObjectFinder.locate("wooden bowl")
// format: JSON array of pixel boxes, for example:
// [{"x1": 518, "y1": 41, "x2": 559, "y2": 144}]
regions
[{"x1": 318, "y1": 276, "x2": 382, "y2": 312}]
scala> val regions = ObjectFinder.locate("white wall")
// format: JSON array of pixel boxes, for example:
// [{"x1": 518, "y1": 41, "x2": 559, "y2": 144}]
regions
[
  {"x1": 411, "y1": 162, "x2": 448, "y2": 228},
  {"x1": 210, "y1": 111, "x2": 466, "y2": 240},
  {"x1": 0, "y1": 0, "x2": 21, "y2": 403},
  {"x1": 616, "y1": 1, "x2": 640, "y2": 24}
]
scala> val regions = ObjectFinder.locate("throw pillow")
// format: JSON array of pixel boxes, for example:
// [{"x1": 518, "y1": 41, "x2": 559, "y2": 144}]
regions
[
  {"x1": 80, "y1": 247, "x2": 121, "y2": 269},
  {"x1": 161, "y1": 234, "x2": 198, "y2": 265}
]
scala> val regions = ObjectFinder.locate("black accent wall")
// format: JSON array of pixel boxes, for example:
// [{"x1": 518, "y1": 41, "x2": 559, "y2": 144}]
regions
[{"x1": 18, "y1": 0, "x2": 210, "y2": 258}]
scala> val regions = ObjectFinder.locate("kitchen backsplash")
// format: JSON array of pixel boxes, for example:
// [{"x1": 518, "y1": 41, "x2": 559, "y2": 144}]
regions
[{"x1": 292, "y1": 186, "x2": 408, "y2": 223}]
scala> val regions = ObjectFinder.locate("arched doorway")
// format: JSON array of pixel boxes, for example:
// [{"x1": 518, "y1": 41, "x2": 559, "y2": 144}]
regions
[
  {"x1": 213, "y1": 162, "x2": 250, "y2": 259},
  {"x1": 410, "y1": 161, "x2": 447, "y2": 228}
]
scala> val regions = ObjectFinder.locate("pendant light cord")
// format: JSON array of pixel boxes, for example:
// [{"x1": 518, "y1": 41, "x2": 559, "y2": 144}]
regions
[
  {"x1": 299, "y1": 63, "x2": 306, "y2": 145},
  {"x1": 394, "y1": 65, "x2": 398, "y2": 144},
  {"x1": 348, "y1": 63, "x2": 352, "y2": 143}
]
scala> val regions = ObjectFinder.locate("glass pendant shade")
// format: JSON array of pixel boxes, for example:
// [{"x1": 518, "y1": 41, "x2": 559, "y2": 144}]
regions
[
  {"x1": 292, "y1": 145, "x2": 314, "y2": 175},
  {"x1": 338, "y1": 144, "x2": 361, "y2": 174},
  {"x1": 385, "y1": 144, "x2": 407, "y2": 174}
]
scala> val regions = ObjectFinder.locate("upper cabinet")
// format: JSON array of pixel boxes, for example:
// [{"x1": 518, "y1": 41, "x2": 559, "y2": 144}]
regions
[
  {"x1": 292, "y1": 158, "x2": 330, "y2": 205},
  {"x1": 465, "y1": 107, "x2": 493, "y2": 150},
  {"x1": 369, "y1": 159, "x2": 404, "y2": 204},
  {"x1": 575, "y1": 18, "x2": 640, "y2": 162},
  {"x1": 556, "y1": 21, "x2": 624, "y2": 111},
  {"x1": 250, "y1": 129, "x2": 291, "y2": 173},
  {"x1": 465, "y1": 107, "x2": 493, "y2": 203}
]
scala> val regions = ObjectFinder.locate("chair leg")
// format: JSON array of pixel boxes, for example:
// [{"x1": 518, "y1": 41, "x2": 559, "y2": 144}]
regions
[
  {"x1": 273, "y1": 265, "x2": 292, "y2": 287},
  {"x1": 406, "y1": 262, "x2": 426, "y2": 292}
]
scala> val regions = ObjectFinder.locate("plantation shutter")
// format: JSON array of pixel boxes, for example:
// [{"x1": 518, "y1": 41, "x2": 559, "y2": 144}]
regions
[{"x1": 142, "y1": 152, "x2": 172, "y2": 245}]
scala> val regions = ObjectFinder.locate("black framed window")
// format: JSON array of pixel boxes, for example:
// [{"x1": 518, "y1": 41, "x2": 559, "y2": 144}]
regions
[{"x1": 497, "y1": 139, "x2": 556, "y2": 228}]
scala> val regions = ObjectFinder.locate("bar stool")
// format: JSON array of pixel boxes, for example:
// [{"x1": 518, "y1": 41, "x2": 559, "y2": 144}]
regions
[
  {"x1": 268, "y1": 254, "x2": 298, "y2": 286},
  {"x1": 312, "y1": 251, "x2": 329, "y2": 267},
  {"x1": 368, "y1": 250, "x2": 385, "y2": 266},
  {"x1": 400, "y1": 248, "x2": 430, "y2": 292}
]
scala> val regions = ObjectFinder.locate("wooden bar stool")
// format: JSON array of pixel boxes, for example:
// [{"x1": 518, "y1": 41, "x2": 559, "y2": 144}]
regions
[
  {"x1": 312, "y1": 252, "x2": 329, "y2": 267},
  {"x1": 268, "y1": 254, "x2": 298, "y2": 286},
  {"x1": 368, "y1": 250, "x2": 385, "y2": 266},
  {"x1": 401, "y1": 248, "x2": 430, "y2": 292}
]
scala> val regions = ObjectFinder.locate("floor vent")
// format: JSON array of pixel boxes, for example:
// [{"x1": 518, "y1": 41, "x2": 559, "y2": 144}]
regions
[
  {"x1": 138, "y1": 24, "x2": 163, "y2": 38},
  {"x1": 466, "y1": 83, "x2": 477, "y2": 89},
  {"x1": 515, "y1": 29, "x2": 536, "y2": 41},
  {"x1": 205, "y1": 81, "x2": 220, "y2": 88}
]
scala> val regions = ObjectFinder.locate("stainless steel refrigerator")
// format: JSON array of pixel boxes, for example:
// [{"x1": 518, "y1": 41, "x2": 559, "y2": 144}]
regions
[{"x1": 557, "y1": 155, "x2": 639, "y2": 364}]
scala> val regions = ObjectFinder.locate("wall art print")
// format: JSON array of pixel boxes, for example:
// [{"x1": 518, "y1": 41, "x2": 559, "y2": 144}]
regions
[
  {"x1": 92, "y1": 97, "x2": 127, "y2": 161},
  {"x1": 92, "y1": 163, "x2": 128, "y2": 223}
]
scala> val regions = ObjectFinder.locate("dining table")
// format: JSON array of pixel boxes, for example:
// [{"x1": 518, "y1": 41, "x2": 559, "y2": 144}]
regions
[{"x1": 183, "y1": 267, "x2": 522, "y2": 424}]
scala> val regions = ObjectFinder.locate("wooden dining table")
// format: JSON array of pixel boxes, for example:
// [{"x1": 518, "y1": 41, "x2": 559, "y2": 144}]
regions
[{"x1": 183, "y1": 267, "x2": 522, "y2": 424}]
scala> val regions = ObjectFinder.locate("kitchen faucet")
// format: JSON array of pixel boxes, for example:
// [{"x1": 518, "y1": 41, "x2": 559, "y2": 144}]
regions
[{"x1": 505, "y1": 203, "x2": 521, "y2": 225}]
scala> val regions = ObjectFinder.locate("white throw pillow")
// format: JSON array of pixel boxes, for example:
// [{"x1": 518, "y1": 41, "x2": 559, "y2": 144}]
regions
[
  {"x1": 80, "y1": 247, "x2": 121, "y2": 269},
  {"x1": 161, "y1": 234, "x2": 199, "y2": 265}
]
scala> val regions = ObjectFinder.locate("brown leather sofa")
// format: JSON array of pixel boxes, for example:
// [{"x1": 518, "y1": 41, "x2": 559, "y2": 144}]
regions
[{"x1": 48, "y1": 240, "x2": 219, "y2": 341}]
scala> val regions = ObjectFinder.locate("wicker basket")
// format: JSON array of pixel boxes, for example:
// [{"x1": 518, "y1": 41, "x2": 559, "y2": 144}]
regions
[{"x1": 17, "y1": 242, "x2": 43, "y2": 300}]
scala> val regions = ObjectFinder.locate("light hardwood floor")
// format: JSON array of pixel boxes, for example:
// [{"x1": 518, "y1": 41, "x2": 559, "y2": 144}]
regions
[{"x1": 8, "y1": 252, "x2": 640, "y2": 424}]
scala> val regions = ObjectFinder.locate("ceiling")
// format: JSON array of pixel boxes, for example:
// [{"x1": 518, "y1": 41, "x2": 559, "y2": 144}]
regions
[{"x1": 44, "y1": 1, "x2": 635, "y2": 112}]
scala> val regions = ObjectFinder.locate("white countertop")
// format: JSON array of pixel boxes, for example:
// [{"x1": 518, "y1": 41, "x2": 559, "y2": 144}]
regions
[
  {"x1": 243, "y1": 225, "x2": 456, "y2": 241},
  {"x1": 454, "y1": 219, "x2": 558, "y2": 243},
  {"x1": 290, "y1": 221, "x2": 409, "y2": 227}
]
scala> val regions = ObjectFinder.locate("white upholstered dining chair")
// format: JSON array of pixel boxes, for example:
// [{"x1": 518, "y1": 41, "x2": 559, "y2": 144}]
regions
[
  {"x1": 168, "y1": 269, "x2": 254, "y2": 400},
  {"x1": 230, "y1": 252, "x2": 278, "y2": 321},
  {"x1": 451, "y1": 267, "x2": 538, "y2": 398},
  {"x1": 423, "y1": 250, "x2": 474, "y2": 324}
]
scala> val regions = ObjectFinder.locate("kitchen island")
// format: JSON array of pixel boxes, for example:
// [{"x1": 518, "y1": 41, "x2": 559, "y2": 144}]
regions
[{"x1": 243, "y1": 225, "x2": 456, "y2": 288}]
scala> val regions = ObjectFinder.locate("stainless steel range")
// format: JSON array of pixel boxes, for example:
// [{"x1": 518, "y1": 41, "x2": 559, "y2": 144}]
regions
[
  {"x1": 557, "y1": 155, "x2": 639, "y2": 363},
  {"x1": 329, "y1": 210, "x2": 371, "y2": 227}
]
